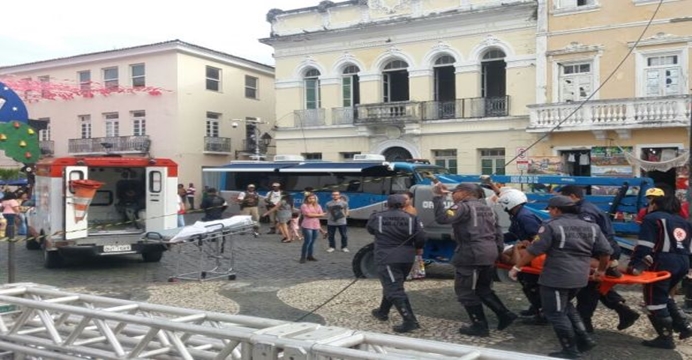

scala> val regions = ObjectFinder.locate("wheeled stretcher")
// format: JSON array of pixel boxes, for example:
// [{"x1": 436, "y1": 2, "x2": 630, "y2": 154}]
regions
[{"x1": 142, "y1": 215, "x2": 255, "y2": 282}]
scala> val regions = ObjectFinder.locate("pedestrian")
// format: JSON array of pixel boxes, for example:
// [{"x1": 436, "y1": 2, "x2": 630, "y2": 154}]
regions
[
  {"x1": 432, "y1": 181, "x2": 517, "y2": 337},
  {"x1": 402, "y1": 190, "x2": 417, "y2": 215},
  {"x1": 299, "y1": 193, "x2": 325, "y2": 263},
  {"x1": 289, "y1": 211, "x2": 303, "y2": 241},
  {"x1": 186, "y1": 183, "x2": 196, "y2": 210},
  {"x1": 235, "y1": 184, "x2": 261, "y2": 237},
  {"x1": 177, "y1": 184, "x2": 187, "y2": 201},
  {"x1": 176, "y1": 193, "x2": 186, "y2": 227},
  {"x1": 560, "y1": 185, "x2": 640, "y2": 333},
  {"x1": 262, "y1": 192, "x2": 293, "y2": 243},
  {"x1": 369, "y1": 194, "x2": 426, "y2": 333},
  {"x1": 1, "y1": 192, "x2": 21, "y2": 239},
  {"x1": 635, "y1": 186, "x2": 688, "y2": 223},
  {"x1": 16, "y1": 191, "x2": 30, "y2": 236},
  {"x1": 325, "y1": 191, "x2": 349, "y2": 253},
  {"x1": 497, "y1": 189, "x2": 545, "y2": 324},
  {"x1": 200, "y1": 188, "x2": 226, "y2": 222},
  {"x1": 510, "y1": 195, "x2": 612, "y2": 358},
  {"x1": 264, "y1": 183, "x2": 283, "y2": 234},
  {"x1": 628, "y1": 189, "x2": 692, "y2": 349}
]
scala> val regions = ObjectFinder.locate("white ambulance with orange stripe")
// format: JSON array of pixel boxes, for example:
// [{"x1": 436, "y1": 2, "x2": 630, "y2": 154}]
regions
[{"x1": 26, "y1": 157, "x2": 179, "y2": 268}]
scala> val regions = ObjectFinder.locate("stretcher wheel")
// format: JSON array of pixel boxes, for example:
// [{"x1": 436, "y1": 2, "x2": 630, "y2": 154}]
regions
[
  {"x1": 228, "y1": 275, "x2": 237, "y2": 280},
  {"x1": 352, "y1": 242, "x2": 376, "y2": 278},
  {"x1": 201, "y1": 271, "x2": 207, "y2": 279},
  {"x1": 168, "y1": 277, "x2": 178, "y2": 282}
]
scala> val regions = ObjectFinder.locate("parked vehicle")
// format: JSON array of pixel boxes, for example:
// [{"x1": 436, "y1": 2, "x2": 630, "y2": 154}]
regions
[{"x1": 26, "y1": 156, "x2": 178, "y2": 268}]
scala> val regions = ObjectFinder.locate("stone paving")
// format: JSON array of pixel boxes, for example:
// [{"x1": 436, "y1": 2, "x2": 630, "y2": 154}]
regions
[{"x1": 0, "y1": 214, "x2": 691, "y2": 359}]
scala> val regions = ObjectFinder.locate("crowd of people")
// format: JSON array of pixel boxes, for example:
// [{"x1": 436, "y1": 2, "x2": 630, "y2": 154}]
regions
[
  {"x1": 367, "y1": 178, "x2": 692, "y2": 359},
  {"x1": 0, "y1": 187, "x2": 32, "y2": 239}
]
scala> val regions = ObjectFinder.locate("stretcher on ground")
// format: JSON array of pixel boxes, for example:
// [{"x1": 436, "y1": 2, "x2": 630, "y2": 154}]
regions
[
  {"x1": 142, "y1": 215, "x2": 255, "y2": 282},
  {"x1": 495, "y1": 259, "x2": 670, "y2": 295}
]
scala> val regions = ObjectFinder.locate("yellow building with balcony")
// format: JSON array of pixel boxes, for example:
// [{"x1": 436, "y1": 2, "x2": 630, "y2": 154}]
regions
[
  {"x1": 530, "y1": 0, "x2": 692, "y2": 187},
  {"x1": 262, "y1": 0, "x2": 539, "y2": 175}
]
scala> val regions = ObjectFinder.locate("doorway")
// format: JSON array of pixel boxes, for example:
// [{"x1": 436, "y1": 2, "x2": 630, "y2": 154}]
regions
[{"x1": 561, "y1": 150, "x2": 591, "y2": 176}]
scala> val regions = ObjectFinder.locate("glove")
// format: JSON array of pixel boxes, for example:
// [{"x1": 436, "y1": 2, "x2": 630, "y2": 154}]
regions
[{"x1": 509, "y1": 266, "x2": 521, "y2": 281}]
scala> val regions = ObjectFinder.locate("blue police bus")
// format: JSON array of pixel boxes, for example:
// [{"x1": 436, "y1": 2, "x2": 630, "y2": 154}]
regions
[{"x1": 202, "y1": 154, "x2": 460, "y2": 220}]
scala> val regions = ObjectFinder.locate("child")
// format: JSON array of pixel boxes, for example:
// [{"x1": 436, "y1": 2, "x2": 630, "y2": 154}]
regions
[{"x1": 289, "y1": 211, "x2": 303, "y2": 241}]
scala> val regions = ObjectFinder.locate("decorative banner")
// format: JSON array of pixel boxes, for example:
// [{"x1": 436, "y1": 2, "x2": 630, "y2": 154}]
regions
[
  {"x1": 0, "y1": 81, "x2": 40, "y2": 163},
  {"x1": 590, "y1": 146, "x2": 633, "y2": 177},
  {"x1": 527, "y1": 156, "x2": 564, "y2": 175}
]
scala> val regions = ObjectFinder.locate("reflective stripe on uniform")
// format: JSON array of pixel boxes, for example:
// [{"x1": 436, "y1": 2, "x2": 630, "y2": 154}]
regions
[
  {"x1": 646, "y1": 303, "x2": 668, "y2": 311},
  {"x1": 471, "y1": 206, "x2": 478, "y2": 227},
  {"x1": 591, "y1": 226, "x2": 597, "y2": 245},
  {"x1": 558, "y1": 225, "x2": 566, "y2": 249},
  {"x1": 637, "y1": 239, "x2": 655, "y2": 248},
  {"x1": 554, "y1": 290, "x2": 561, "y2": 312},
  {"x1": 378, "y1": 216, "x2": 383, "y2": 233},
  {"x1": 472, "y1": 269, "x2": 478, "y2": 290},
  {"x1": 386, "y1": 265, "x2": 395, "y2": 283},
  {"x1": 661, "y1": 219, "x2": 671, "y2": 253},
  {"x1": 408, "y1": 217, "x2": 413, "y2": 235}
]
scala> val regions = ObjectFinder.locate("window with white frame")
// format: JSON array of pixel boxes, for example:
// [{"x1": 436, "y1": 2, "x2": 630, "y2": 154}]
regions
[
  {"x1": 555, "y1": 0, "x2": 597, "y2": 8},
  {"x1": 132, "y1": 110, "x2": 146, "y2": 136},
  {"x1": 302, "y1": 152, "x2": 322, "y2": 160},
  {"x1": 206, "y1": 66, "x2": 221, "y2": 91},
  {"x1": 38, "y1": 76, "x2": 50, "y2": 98},
  {"x1": 644, "y1": 54, "x2": 681, "y2": 96},
  {"x1": 433, "y1": 149, "x2": 458, "y2": 174},
  {"x1": 131, "y1": 64, "x2": 145, "y2": 87},
  {"x1": 304, "y1": 68, "x2": 321, "y2": 109},
  {"x1": 206, "y1": 112, "x2": 220, "y2": 137},
  {"x1": 78, "y1": 71, "x2": 91, "y2": 91},
  {"x1": 341, "y1": 151, "x2": 361, "y2": 160},
  {"x1": 245, "y1": 75, "x2": 258, "y2": 99},
  {"x1": 342, "y1": 65, "x2": 360, "y2": 107},
  {"x1": 480, "y1": 148, "x2": 506, "y2": 175},
  {"x1": 79, "y1": 115, "x2": 91, "y2": 139},
  {"x1": 37, "y1": 118, "x2": 50, "y2": 141},
  {"x1": 559, "y1": 62, "x2": 593, "y2": 102},
  {"x1": 104, "y1": 113, "x2": 119, "y2": 137},
  {"x1": 103, "y1": 67, "x2": 118, "y2": 89}
]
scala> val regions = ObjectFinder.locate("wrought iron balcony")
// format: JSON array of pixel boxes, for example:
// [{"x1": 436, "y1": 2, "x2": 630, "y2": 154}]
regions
[
  {"x1": 355, "y1": 101, "x2": 422, "y2": 125},
  {"x1": 204, "y1": 136, "x2": 232, "y2": 154},
  {"x1": 293, "y1": 109, "x2": 326, "y2": 127},
  {"x1": 527, "y1": 95, "x2": 692, "y2": 132},
  {"x1": 39, "y1": 140, "x2": 54, "y2": 157},
  {"x1": 332, "y1": 107, "x2": 357, "y2": 125},
  {"x1": 421, "y1": 96, "x2": 510, "y2": 120},
  {"x1": 68, "y1": 136, "x2": 151, "y2": 155}
]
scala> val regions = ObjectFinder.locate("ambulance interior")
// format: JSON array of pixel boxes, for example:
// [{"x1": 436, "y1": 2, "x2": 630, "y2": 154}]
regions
[{"x1": 87, "y1": 167, "x2": 146, "y2": 234}]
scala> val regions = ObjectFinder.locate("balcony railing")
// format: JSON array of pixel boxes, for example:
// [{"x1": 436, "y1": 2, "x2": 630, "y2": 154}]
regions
[
  {"x1": 527, "y1": 95, "x2": 692, "y2": 132},
  {"x1": 422, "y1": 96, "x2": 510, "y2": 120},
  {"x1": 332, "y1": 107, "x2": 357, "y2": 125},
  {"x1": 293, "y1": 109, "x2": 326, "y2": 127},
  {"x1": 39, "y1": 140, "x2": 54, "y2": 157},
  {"x1": 204, "y1": 137, "x2": 231, "y2": 153},
  {"x1": 68, "y1": 136, "x2": 150, "y2": 155},
  {"x1": 355, "y1": 101, "x2": 421, "y2": 125}
]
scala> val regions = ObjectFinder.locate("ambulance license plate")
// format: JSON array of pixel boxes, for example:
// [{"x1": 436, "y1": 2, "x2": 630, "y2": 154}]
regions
[{"x1": 103, "y1": 244, "x2": 132, "y2": 253}]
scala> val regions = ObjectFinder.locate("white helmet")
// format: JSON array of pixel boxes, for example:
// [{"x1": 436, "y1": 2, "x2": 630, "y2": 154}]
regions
[{"x1": 498, "y1": 189, "x2": 527, "y2": 211}]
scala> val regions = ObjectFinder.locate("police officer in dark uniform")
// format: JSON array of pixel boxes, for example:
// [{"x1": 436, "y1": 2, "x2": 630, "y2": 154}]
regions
[
  {"x1": 560, "y1": 185, "x2": 640, "y2": 333},
  {"x1": 511, "y1": 195, "x2": 612, "y2": 359},
  {"x1": 628, "y1": 190, "x2": 692, "y2": 349},
  {"x1": 200, "y1": 188, "x2": 227, "y2": 221},
  {"x1": 368, "y1": 194, "x2": 426, "y2": 333},
  {"x1": 498, "y1": 189, "x2": 545, "y2": 324},
  {"x1": 432, "y1": 182, "x2": 516, "y2": 337}
]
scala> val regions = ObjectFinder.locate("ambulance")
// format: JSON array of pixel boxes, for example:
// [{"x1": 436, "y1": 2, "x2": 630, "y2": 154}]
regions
[{"x1": 26, "y1": 156, "x2": 179, "y2": 268}]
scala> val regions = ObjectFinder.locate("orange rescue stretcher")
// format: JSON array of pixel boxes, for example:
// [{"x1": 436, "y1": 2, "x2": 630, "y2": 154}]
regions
[{"x1": 496, "y1": 255, "x2": 671, "y2": 295}]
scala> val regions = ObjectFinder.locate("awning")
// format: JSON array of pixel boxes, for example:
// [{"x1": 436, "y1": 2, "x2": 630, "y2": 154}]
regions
[
  {"x1": 0, "y1": 178, "x2": 28, "y2": 186},
  {"x1": 202, "y1": 163, "x2": 298, "y2": 173},
  {"x1": 278, "y1": 162, "x2": 388, "y2": 173}
]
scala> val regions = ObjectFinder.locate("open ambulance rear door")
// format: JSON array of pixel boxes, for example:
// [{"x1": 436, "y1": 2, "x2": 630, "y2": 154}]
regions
[
  {"x1": 146, "y1": 166, "x2": 175, "y2": 231},
  {"x1": 64, "y1": 166, "x2": 88, "y2": 240}
]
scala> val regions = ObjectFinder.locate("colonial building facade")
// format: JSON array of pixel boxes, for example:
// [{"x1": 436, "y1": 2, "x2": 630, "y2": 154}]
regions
[
  {"x1": 0, "y1": 40, "x2": 275, "y2": 189},
  {"x1": 262, "y1": 0, "x2": 539, "y2": 175},
  {"x1": 529, "y1": 0, "x2": 691, "y2": 187}
]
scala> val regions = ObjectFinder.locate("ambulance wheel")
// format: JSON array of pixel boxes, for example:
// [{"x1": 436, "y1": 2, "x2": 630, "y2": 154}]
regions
[
  {"x1": 44, "y1": 249, "x2": 63, "y2": 269},
  {"x1": 25, "y1": 239, "x2": 41, "y2": 250},
  {"x1": 142, "y1": 251, "x2": 163, "y2": 263},
  {"x1": 352, "y1": 242, "x2": 377, "y2": 278}
]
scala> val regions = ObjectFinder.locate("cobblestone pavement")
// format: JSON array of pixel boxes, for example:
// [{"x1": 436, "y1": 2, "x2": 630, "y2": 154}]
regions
[{"x1": 1, "y1": 214, "x2": 691, "y2": 359}]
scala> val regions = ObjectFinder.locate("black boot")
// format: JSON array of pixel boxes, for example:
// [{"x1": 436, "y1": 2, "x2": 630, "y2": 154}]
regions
[
  {"x1": 371, "y1": 297, "x2": 392, "y2": 321},
  {"x1": 613, "y1": 302, "x2": 640, "y2": 331},
  {"x1": 642, "y1": 315, "x2": 676, "y2": 349},
  {"x1": 519, "y1": 276, "x2": 542, "y2": 317},
  {"x1": 567, "y1": 309, "x2": 596, "y2": 353},
  {"x1": 481, "y1": 292, "x2": 518, "y2": 330},
  {"x1": 391, "y1": 299, "x2": 420, "y2": 333},
  {"x1": 459, "y1": 305, "x2": 489, "y2": 337},
  {"x1": 668, "y1": 299, "x2": 692, "y2": 340},
  {"x1": 581, "y1": 316, "x2": 594, "y2": 334},
  {"x1": 520, "y1": 305, "x2": 538, "y2": 317},
  {"x1": 548, "y1": 329, "x2": 582, "y2": 359}
]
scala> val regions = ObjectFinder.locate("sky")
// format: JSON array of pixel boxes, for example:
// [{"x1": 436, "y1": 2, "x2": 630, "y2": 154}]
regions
[{"x1": 0, "y1": 0, "x2": 319, "y2": 67}]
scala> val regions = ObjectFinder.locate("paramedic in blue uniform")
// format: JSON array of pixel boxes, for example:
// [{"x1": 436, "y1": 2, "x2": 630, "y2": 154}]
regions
[
  {"x1": 560, "y1": 185, "x2": 640, "y2": 333},
  {"x1": 511, "y1": 195, "x2": 612, "y2": 359},
  {"x1": 628, "y1": 189, "x2": 692, "y2": 350},
  {"x1": 368, "y1": 194, "x2": 426, "y2": 333},
  {"x1": 497, "y1": 189, "x2": 545, "y2": 324},
  {"x1": 432, "y1": 182, "x2": 516, "y2": 337}
]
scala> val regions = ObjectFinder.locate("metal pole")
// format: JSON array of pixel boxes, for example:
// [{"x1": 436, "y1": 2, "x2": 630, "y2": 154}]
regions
[
  {"x1": 8, "y1": 240, "x2": 16, "y2": 283},
  {"x1": 255, "y1": 127, "x2": 260, "y2": 161},
  {"x1": 688, "y1": 92, "x2": 692, "y2": 221}
]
